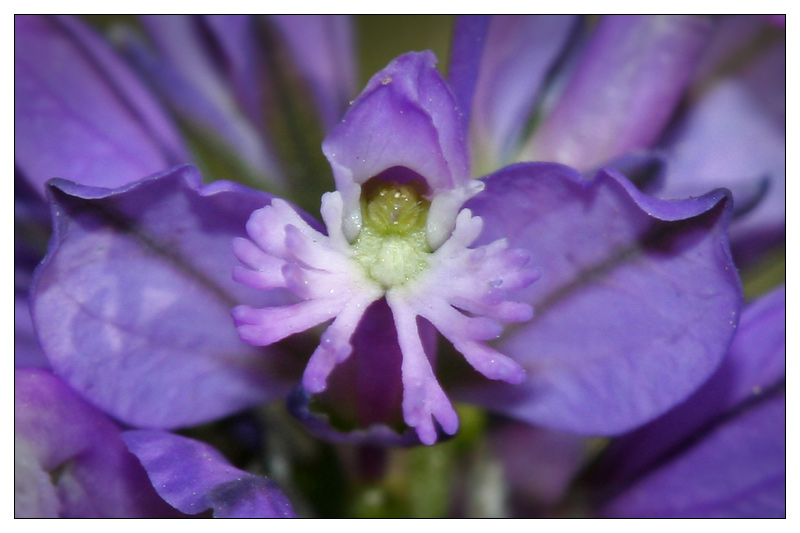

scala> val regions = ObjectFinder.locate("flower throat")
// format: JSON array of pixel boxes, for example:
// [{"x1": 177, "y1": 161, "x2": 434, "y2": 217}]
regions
[{"x1": 352, "y1": 180, "x2": 432, "y2": 289}]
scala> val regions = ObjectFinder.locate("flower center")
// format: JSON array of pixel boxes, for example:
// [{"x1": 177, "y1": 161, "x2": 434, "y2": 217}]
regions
[{"x1": 352, "y1": 181, "x2": 432, "y2": 289}]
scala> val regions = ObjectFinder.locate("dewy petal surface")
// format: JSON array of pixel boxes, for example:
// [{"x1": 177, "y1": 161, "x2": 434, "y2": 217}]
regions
[
  {"x1": 15, "y1": 368, "x2": 179, "y2": 518},
  {"x1": 458, "y1": 163, "x2": 741, "y2": 435},
  {"x1": 520, "y1": 15, "x2": 712, "y2": 170},
  {"x1": 123, "y1": 430, "x2": 296, "y2": 518},
  {"x1": 14, "y1": 15, "x2": 188, "y2": 195},
  {"x1": 32, "y1": 166, "x2": 297, "y2": 429}
]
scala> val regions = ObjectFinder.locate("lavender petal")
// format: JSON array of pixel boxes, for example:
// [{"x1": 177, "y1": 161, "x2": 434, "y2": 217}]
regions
[
  {"x1": 520, "y1": 15, "x2": 712, "y2": 170},
  {"x1": 123, "y1": 429, "x2": 295, "y2": 517},
  {"x1": 15, "y1": 368, "x2": 179, "y2": 517},
  {"x1": 14, "y1": 15, "x2": 187, "y2": 195},
  {"x1": 32, "y1": 166, "x2": 297, "y2": 429},
  {"x1": 459, "y1": 162, "x2": 742, "y2": 435}
]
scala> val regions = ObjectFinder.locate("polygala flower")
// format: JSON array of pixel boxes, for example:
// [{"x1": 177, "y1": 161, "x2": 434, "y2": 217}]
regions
[
  {"x1": 229, "y1": 51, "x2": 740, "y2": 444},
  {"x1": 16, "y1": 14, "x2": 782, "y2": 517},
  {"x1": 233, "y1": 53, "x2": 538, "y2": 445},
  {"x1": 21, "y1": 16, "x2": 744, "y2": 448},
  {"x1": 235, "y1": 151, "x2": 533, "y2": 444}
]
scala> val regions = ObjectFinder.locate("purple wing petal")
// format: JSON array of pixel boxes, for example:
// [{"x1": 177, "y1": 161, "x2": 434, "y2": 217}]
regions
[
  {"x1": 602, "y1": 388, "x2": 785, "y2": 517},
  {"x1": 519, "y1": 15, "x2": 712, "y2": 170},
  {"x1": 31, "y1": 166, "x2": 298, "y2": 429},
  {"x1": 14, "y1": 15, "x2": 187, "y2": 195},
  {"x1": 15, "y1": 368, "x2": 179, "y2": 517},
  {"x1": 459, "y1": 162, "x2": 742, "y2": 435},
  {"x1": 323, "y1": 51, "x2": 470, "y2": 217},
  {"x1": 123, "y1": 430, "x2": 295, "y2": 517},
  {"x1": 468, "y1": 15, "x2": 578, "y2": 172}
]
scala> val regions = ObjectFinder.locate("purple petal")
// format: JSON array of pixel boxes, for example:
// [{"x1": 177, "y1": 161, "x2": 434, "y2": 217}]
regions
[
  {"x1": 447, "y1": 15, "x2": 490, "y2": 131},
  {"x1": 139, "y1": 15, "x2": 244, "y2": 117},
  {"x1": 322, "y1": 51, "x2": 470, "y2": 218},
  {"x1": 15, "y1": 368, "x2": 179, "y2": 517},
  {"x1": 519, "y1": 15, "x2": 712, "y2": 170},
  {"x1": 284, "y1": 298, "x2": 442, "y2": 446},
  {"x1": 31, "y1": 165, "x2": 297, "y2": 429},
  {"x1": 599, "y1": 285, "x2": 785, "y2": 488},
  {"x1": 316, "y1": 298, "x2": 415, "y2": 430},
  {"x1": 14, "y1": 15, "x2": 187, "y2": 195},
  {"x1": 270, "y1": 15, "x2": 357, "y2": 130},
  {"x1": 468, "y1": 15, "x2": 578, "y2": 172},
  {"x1": 658, "y1": 44, "x2": 785, "y2": 263},
  {"x1": 459, "y1": 162, "x2": 742, "y2": 435},
  {"x1": 202, "y1": 15, "x2": 263, "y2": 121},
  {"x1": 123, "y1": 430, "x2": 295, "y2": 517},
  {"x1": 602, "y1": 388, "x2": 785, "y2": 517}
]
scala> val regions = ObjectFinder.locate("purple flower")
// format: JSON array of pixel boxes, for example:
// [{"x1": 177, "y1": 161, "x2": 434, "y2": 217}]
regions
[
  {"x1": 232, "y1": 53, "x2": 538, "y2": 444},
  {"x1": 118, "y1": 15, "x2": 356, "y2": 202},
  {"x1": 14, "y1": 13, "x2": 193, "y2": 365},
  {"x1": 656, "y1": 21, "x2": 785, "y2": 263},
  {"x1": 25, "y1": 18, "x2": 743, "y2": 445},
  {"x1": 15, "y1": 15, "x2": 783, "y2": 517},
  {"x1": 230, "y1": 50, "x2": 742, "y2": 444}
]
